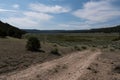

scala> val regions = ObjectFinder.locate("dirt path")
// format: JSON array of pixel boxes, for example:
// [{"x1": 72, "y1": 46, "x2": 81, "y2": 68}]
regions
[{"x1": 0, "y1": 50, "x2": 101, "y2": 80}]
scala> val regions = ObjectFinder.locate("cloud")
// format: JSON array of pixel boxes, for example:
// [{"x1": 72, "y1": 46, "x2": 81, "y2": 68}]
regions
[
  {"x1": 4, "y1": 11, "x2": 53, "y2": 29},
  {"x1": 73, "y1": 0, "x2": 120, "y2": 22},
  {"x1": 2, "y1": 1, "x2": 119, "y2": 30},
  {"x1": 12, "y1": 4, "x2": 20, "y2": 9},
  {"x1": 5, "y1": 17, "x2": 39, "y2": 29},
  {"x1": 24, "y1": 11, "x2": 53, "y2": 21},
  {"x1": 2, "y1": 3, "x2": 56, "y2": 29},
  {"x1": 0, "y1": 8, "x2": 16, "y2": 12},
  {"x1": 29, "y1": 3, "x2": 70, "y2": 14}
]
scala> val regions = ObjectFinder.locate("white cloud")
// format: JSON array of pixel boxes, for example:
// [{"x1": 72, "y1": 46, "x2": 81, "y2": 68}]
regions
[
  {"x1": 29, "y1": 3, "x2": 70, "y2": 14},
  {"x1": 24, "y1": 11, "x2": 53, "y2": 21},
  {"x1": 5, "y1": 17, "x2": 39, "y2": 29},
  {"x1": 0, "y1": 8, "x2": 16, "y2": 12},
  {"x1": 0, "y1": 4, "x2": 70, "y2": 29},
  {"x1": 73, "y1": 0, "x2": 120, "y2": 22},
  {"x1": 12, "y1": 4, "x2": 20, "y2": 9},
  {"x1": 4, "y1": 11, "x2": 53, "y2": 29},
  {"x1": 2, "y1": 3, "x2": 56, "y2": 29}
]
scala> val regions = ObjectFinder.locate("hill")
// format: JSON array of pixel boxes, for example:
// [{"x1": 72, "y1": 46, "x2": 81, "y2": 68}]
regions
[
  {"x1": 0, "y1": 21, "x2": 26, "y2": 38},
  {"x1": 88, "y1": 25, "x2": 120, "y2": 33},
  {"x1": 24, "y1": 25, "x2": 120, "y2": 33}
]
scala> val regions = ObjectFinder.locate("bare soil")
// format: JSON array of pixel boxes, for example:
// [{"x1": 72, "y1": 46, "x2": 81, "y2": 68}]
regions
[
  {"x1": 78, "y1": 50, "x2": 120, "y2": 80},
  {"x1": 0, "y1": 50, "x2": 102, "y2": 80}
]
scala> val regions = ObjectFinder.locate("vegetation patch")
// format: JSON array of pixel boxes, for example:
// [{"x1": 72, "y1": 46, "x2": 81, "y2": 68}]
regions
[
  {"x1": 81, "y1": 46, "x2": 87, "y2": 50},
  {"x1": 74, "y1": 46, "x2": 81, "y2": 51},
  {"x1": 113, "y1": 66, "x2": 120, "y2": 74},
  {"x1": 0, "y1": 21, "x2": 26, "y2": 38},
  {"x1": 50, "y1": 48, "x2": 61, "y2": 56},
  {"x1": 26, "y1": 37, "x2": 41, "y2": 51}
]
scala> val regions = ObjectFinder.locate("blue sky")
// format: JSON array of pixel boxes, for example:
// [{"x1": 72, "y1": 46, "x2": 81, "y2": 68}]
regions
[{"x1": 0, "y1": 0, "x2": 120, "y2": 30}]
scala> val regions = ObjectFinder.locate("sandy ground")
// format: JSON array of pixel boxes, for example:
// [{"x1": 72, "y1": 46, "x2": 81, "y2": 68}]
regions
[{"x1": 0, "y1": 50, "x2": 102, "y2": 80}]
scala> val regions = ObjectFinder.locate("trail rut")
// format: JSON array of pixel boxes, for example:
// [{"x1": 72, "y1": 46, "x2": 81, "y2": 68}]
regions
[{"x1": 0, "y1": 50, "x2": 101, "y2": 80}]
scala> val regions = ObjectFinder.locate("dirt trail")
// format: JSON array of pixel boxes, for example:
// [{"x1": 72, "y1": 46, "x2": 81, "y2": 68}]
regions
[{"x1": 0, "y1": 50, "x2": 101, "y2": 80}]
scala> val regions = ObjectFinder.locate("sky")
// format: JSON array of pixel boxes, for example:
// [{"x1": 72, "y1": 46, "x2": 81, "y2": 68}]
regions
[{"x1": 0, "y1": 0, "x2": 120, "y2": 30}]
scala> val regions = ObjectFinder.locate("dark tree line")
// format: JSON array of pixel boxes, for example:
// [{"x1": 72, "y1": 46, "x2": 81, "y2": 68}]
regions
[
  {"x1": 65, "y1": 25, "x2": 120, "y2": 33},
  {"x1": 89, "y1": 25, "x2": 120, "y2": 33},
  {"x1": 0, "y1": 21, "x2": 26, "y2": 38}
]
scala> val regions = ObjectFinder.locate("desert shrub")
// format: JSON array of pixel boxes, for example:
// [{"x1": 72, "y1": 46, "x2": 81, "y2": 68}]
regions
[
  {"x1": 102, "y1": 45, "x2": 108, "y2": 48},
  {"x1": 74, "y1": 46, "x2": 81, "y2": 51},
  {"x1": 109, "y1": 48, "x2": 115, "y2": 52},
  {"x1": 81, "y1": 46, "x2": 87, "y2": 50},
  {"x1": 51, "y1": 48, "x2": 61, "y2": 56},
  {"x1": 92, "y1": 45, "x2": 97, "y2": 47},
  {"x1": 112, "y1": 37, "x2": 120, "y2": 41},
  {"x1": 53, "y1": 44, "x2": 57, "y2": 47},
  {"x1": 113, "y1": 66, "x2": 120, "y2": 73},
  {"x1": 26, "y1": 37, "x2": 40, "y2": 51}
]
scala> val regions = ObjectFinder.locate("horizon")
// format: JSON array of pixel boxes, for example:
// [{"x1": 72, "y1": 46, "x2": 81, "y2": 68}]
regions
[
  {"x1": 0, "y1": 0, "x2": 120, "y2": 30},
  {"x1": 23, "y1": 24, "x2": 119, "y2": 30}
]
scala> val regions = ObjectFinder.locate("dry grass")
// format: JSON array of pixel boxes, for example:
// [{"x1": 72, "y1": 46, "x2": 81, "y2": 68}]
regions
[{"x1": 0, "y1": 38, "x2": 73, "y2": 75}]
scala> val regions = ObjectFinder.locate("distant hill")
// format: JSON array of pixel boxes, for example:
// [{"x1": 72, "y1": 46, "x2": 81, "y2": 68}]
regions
[
  {"x1": 88, "y1": 25, "x2": 120, "y2": 33},
  {"x1": 0, "y1": 21, "x2": 26, "y2": 38},
  {"x1": 24, "y1": 25, "x2": 120, "y2": 33}
]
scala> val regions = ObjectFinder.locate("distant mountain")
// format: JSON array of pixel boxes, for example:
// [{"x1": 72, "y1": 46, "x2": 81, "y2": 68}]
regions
[
  {"x1": 24, "y1": 25, "x2": 120, "y2": 33},
  {"x1": 0, "y1": 21, "x2": 26, "y2": 38}
]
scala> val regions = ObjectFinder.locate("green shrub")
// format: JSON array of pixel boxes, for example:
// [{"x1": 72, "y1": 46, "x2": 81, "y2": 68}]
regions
[
  {"x1": 81, "y1": 46, "x2": 87, "y2": 50},
  {"x1": 113, "y1": 66, "x2": 120, "y2": 73},
  {"x1": 92, "y1": 45, "x2": 97, "y2": 47},
  {"x1": 74, "y1": 46, "x2": 81, "y2": 51},
  {"x1": 51, "y1": 48, "x2": 61, "y2": 56},
  {"x1": 53, "y1": 44, "x2": 57, "y2": 47},
  {"x1": 112, "y1": 37, "x2": 120, "y2": 41},
  {"x1": 26, "y1": 37, "x2": 40, "y2": 51},
  {"x1": 102, "y1": 45, "x2": 108, "y2": 48},
  {"x1": 110, "y1": 48, "x2": 115, "y2": 52}
]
